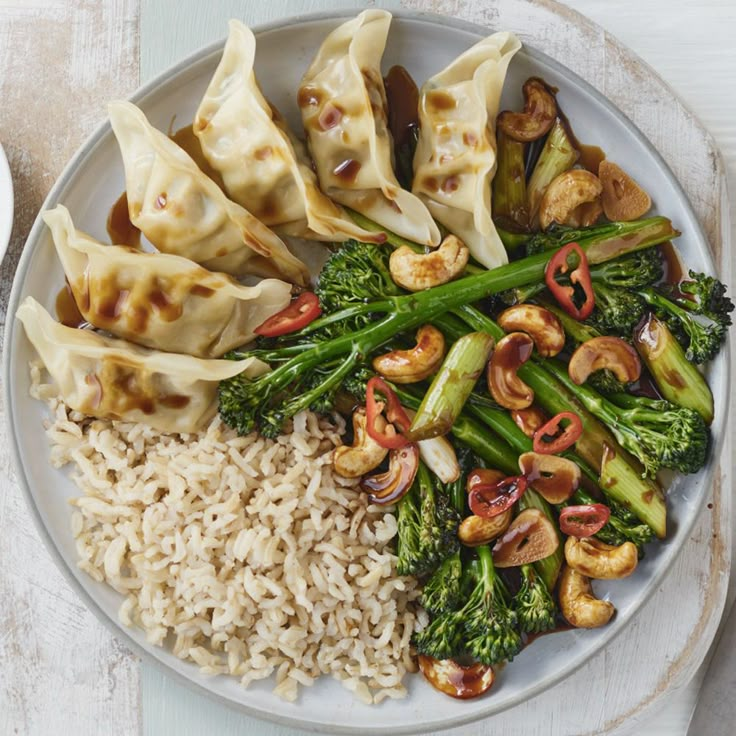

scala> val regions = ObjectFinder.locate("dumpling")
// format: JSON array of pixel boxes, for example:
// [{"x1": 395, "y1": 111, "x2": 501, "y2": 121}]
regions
[
  {"x1": 108, "y1": 100, "x2": 309, "y2": 285},
  {"x1": 412, "y1": 32, "x2": 521, "y2": 269},
  {"x1": 194, "y1": 20, "x2": 383, "y2": 244},
  {"x1": 17, "y1": 297, "x2": 267, "y2": 433},
  {"x1": 44, "y1": 205, "x2": 292, "y2": 358},
  {"x1": 298, "y1": 10, "x2": 440, "y2": 247}
]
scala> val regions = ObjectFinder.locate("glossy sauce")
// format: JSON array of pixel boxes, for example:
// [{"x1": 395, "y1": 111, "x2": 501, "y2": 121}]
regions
[
  {"x1": 557, "y1": 106, "x2": 606, "y2": 175},
  {"x1": 56, "y1": 281, "x2": 88, "y2": 328},
  {"x1": 519, "y1": 453, "x2": 579, "y2": 503},
  {"x1": 385, "y1": 66, "x2": 419, "y2": 149},
  {"x1": 107, "y1": 192, "x2": 141, "y2": 248}
]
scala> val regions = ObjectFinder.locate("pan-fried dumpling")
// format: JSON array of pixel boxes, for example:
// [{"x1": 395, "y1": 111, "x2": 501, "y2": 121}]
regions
[
  {"x1": 298, "y1": 10, "x2": 440, "y2": 247},
  {"x1": 17, "y1": 297, "x2": 267, "y2": 433},
  {"x1": 412, "y1": 32, "x2": 521, "y2": 269},
  {"x1": 108, "y1": 101, "x2": 309, "y2": 285},
  {"x1": 43, "y1": 205, "x2": 291, "y2": 358},
  {"x1": 195, "y1": 20, "x2": 383, "y2": 244}
]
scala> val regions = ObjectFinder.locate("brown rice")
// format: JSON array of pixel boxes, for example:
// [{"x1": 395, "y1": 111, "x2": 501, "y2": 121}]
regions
[{"x1": 31, "y1": 363, "x2": 425, "y2": 704}]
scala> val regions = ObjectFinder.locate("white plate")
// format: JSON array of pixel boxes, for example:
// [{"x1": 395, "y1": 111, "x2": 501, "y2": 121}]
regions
[
  {"x1": 0, "y1": 143, "x2": 13, "y2": 263},
  {"x1": 2, "y1": 10, "x2": 729, "y2": 735}
]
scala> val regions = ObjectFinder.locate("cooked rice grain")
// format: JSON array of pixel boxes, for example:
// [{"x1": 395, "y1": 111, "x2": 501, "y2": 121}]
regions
[{"x1": 32, "y1": 366, "x2": 424, "y2": 703}]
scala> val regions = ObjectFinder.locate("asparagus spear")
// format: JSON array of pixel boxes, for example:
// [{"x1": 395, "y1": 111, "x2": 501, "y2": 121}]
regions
[
  {"x1": 407, "y1": 332, "x2": 495, "y2": 441},
  {"x1": 493, "y1": 130, "x2": 529, "y2": 232}
]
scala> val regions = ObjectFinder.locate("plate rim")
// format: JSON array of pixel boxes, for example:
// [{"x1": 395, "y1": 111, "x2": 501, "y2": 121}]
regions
[
  {"x1": 0, "y1": 143, "x2": 14, "y2": 263},
  {"x1": 2, "y1": 8, "x2": 730, "y2": 735}
]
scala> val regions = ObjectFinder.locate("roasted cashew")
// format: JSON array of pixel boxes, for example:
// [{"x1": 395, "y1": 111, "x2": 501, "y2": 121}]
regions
[
  {"x1": 599, "y1": 161, "x2": 652, "y2": 221},
  {"x1": 389, "y1": 235, "x2": 469, "y2": 291},
  {"x1": 333, "y1": 407, "x2": 389, "y2": 478},
  {"x1": 518, "y1": 451, "x2": 581, "y2": 504},
  {"x1": 564, "y1": 536, "x2": 638, "y2": 580},
  {"x1": 372, "y1": 325, "x2": 445, "y2": 383},
  {"x1": 498, "y1": 304, "x2": 565, "y2": 357},
  {"x1": 568, "y1": 336, "x2": 641, "y2": 385},
  {"x1": 539, "y1": 169, "x2": 603, "y2": 231},
  {"x1": 497, "y1": 77, "x2": 557, "y2": 143},
  {"x1": 559, "y1": 565, "x2": 615, "y2": 628},
  {"x1": 566, "y1": 199, "x2": 603, "y2": 228},
  {"x1": 510, "y1": 407, "x2": 547, "y2": 438},
  {"x1": 458, "y1": 508, "x2": 513, "y2": 547},
  {"x1": 487, "y1": 332, "x2": 535, "y2": 410}
]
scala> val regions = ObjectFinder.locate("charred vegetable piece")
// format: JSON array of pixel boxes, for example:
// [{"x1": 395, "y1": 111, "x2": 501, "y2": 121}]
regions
[
  {"x1": 493, "y1": 130, "x2": 529, "y2": 231},
  {"x1": 498, "y1": 77, "x2": 557, "y2": 142},
  {"x1": 633, "y1": 314, "x2": 714, "y2": 424}
]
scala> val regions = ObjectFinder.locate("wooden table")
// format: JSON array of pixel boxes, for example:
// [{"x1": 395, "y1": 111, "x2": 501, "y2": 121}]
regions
[{"x1": 1, "y1": 1, "x2": 734, "y2": 734}]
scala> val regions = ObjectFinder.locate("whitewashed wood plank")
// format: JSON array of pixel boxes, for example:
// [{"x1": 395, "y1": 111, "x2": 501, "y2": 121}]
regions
[
  {"x1": 0, "y1": 2, "x2": 141, "y2": 735},
  {"x1": 135, "y1": 2, "x2": 732, "y2": 736}
]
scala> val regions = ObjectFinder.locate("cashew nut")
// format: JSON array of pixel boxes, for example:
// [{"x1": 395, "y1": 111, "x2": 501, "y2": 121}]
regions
[
  {"x1": 568, "y1": 336, "x2": 641, "y2": 386},
  {"x1": 566, "y1": 199, "x2": 603, "y2": 228},
  {"x1": 599, "y1": 160, "x2": 652, "y2": 221},
  {"x1": 333, "y1": 407, "x2": 389, "y2": 478},
  {"x1": 564, "y1": 536, "x2": 638, "y2": 580},
  {"x1": 518, "y1": 451, "x2": 581, "y2": 504},
  {"x1": 404, "y1": 407, "x2": 460, "y2": 484},
  {"x1": 510, "y1": 407, "x2": 547, "y2": 438},
  {"x1": 389, "y1": 234, "x2": 469, "y2": 291},
  {"x1": 497, "y1": 77, "x2": 557, "y2": 143},
  {"x1": 487, "y1": 332, "x2": 535, "y2": 410},
  {"x1": 538, "y1": 169, "x2": 603, "y2": 231},
  {"x1": 558, "y1": 565, "x2": 615, "y2": 628},
  {"x1": 458, "y1": 508, "x2": 513, "y2": 547},
  {"x1": 372, "y1": 325, "x2": 445, "y2": 383},
  {"x1": 497, "y1": 304, "x2": 565, "y2": 357}
]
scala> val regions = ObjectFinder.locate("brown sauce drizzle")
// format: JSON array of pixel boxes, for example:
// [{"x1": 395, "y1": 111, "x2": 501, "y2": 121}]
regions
[
  {"x1": 385, "y1": 65, "x2": 419, "y2": 146},
  {"x1": 556, "y1": 106, "x2": 606, "y2": 175},
  {"x1": 56, "y1": 281, "x2": 88, "y2": 328},
  {"x1": 107, "y1": 192, "x2": 141, "y2": 248}
]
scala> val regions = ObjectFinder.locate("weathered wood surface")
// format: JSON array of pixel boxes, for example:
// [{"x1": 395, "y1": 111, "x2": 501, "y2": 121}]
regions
[
  {"x1": 0, "y1": 1, "x2": 732, "y2": 735},
  {"x1": 0, "y1": 2, "x2": 141, "y2": 735}
]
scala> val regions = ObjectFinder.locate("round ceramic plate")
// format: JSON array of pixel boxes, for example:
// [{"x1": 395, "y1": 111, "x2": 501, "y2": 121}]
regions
[
  {"x1": 2, "y1": 10, "x2": 729, "y2": 735},
  {"x1": 0, "y1": 143, "x2": 13, "y2": 263}
]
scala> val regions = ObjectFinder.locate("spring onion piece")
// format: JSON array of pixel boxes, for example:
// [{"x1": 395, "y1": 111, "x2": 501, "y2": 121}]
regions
[
  {"x1": 633, "y1": 314, "x2": 714, "y2": 424},
  {"x1": 407, "y1": 332, "x2": 495, "y2": 441},
  {"x1": 527, "y1": 119, "x2": 579, "y2": 225}
]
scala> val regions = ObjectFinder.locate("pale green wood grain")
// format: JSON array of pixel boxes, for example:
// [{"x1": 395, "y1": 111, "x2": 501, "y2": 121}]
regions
[{"x1": 139, "y1": 5, "x2": 400, "y2": 734}]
